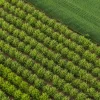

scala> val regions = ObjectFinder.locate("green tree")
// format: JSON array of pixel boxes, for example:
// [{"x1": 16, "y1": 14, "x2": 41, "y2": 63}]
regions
[
  {"x1": 21, "y1": 94, "x2": 30, "y2": 100},
  {"x1": 76, "y1": 93, "x2": 87, "y2": 100},
  {"x1": 63, "y1": 83, "x2": 73, "y2": 94},
  {"x1": 40, "y1": 93, "x2": 49, "y2": 100},
  {"x1": 14, "y1": 90, "x2": 22, "y2": 100},
  {"x1": 44, "y1": 71, "x2": 52, "y2": 82},
  {"x1": 16, "y1": 0, "x2": 24, "y2": 8},
  {"x1": 34, "y1": 79, "x2": 44, "y2": 89},
  {"x1": 61, "y1": 48, "x2": 69, "y2": 57}
]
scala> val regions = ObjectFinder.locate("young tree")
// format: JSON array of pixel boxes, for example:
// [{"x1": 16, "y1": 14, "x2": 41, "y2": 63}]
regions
[
  {"x1": 21, "y1": 94, "x2": 30, "y2": 100},
  {"x1": 34, "y1": 79, "x2": 44, "y2": 89},
  {"x1": 76, "y1": 93, "x2": 87, "y2": 100},
  {"x1": 40, "y1": 93, "x2": 49, "y2": 100},
  {"x1": 44, "y1": 71, "x2": 53, "y2": 82},
  {"x1": 14, "y1": 90, "x2": 22, "y2": 100}
]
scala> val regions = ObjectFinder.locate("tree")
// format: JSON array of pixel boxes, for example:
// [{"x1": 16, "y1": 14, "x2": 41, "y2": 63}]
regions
[
  {"x1": 83, "y1": 50, "x2": 91, "y2": 60},
  {"x1": 75, "y1": 45, "x2": 84, "y2": 54},
  {"x1": 44, "y1": 71, "x2": 52, "y2": 82},
  {"x1": 33, "y1": 10, "x2": 40, "y2": 18},
  {"x1": 64, "y1": 39, "x2": 71, "y2": 47},
  {"x1": 58, "y1": 34, "x2": 65, "y2": 42},
  {"x1": 6, "y1": 44, "x2": 14, "y2": 57},
  {"x1": 37, "y1": 67, "x2": 45, "y2": 78},
  {"x1": 19, "y1": 55, "x2": 27, "y2": 65},
  {"x1": 52, "y1": 75, "x2": 59, "y2": 86},
  {"x1": 15, "y1": 51, "x2": 22, "y2": 61},
  {"x1": 79, "y1": 82, "x2": 88, "y2": 91},
  {"x1": 29, "y1": 39, "x2": 38, "y2": 47},
  {"x1": 14, "y1": 76, "x2": 22, "y2": 86},
  {"x1": 4, "y1": 2, "x2": 10, "y2": 10},
  {"x1": 9, "y1": 5, "x2": 16, "y2": 14},
  {"x1": 95, "y1": 59, "x2": 100, "y2": 67},
  {"x1": 54, "y1": 93, "x2": 63, "y2": 100},
  {"x1": 34, "y1": 79, "x2": 44, "y2": 89},
  {"x1": 22, "y1": 69, "x2": 31, "y2": 79},
  {"x1": 59, "y1": 25, "x2": 66, "y2": 33},
  {"x1": 89, "y1": 53, "x2": 97, "y2": 62},
  {"x1": 41, "y1": 24, "x2": 47, "y2": 32},
  {"x1": 41, "y1": 58, "x2": 48, "y2": 67},
  {"x1": 60, "y1": 69, "x2": 67, "y2": 79},
  {"x1": 12, "y1": 38, "x2": 19, "y2": 47},
  {"x1": 72, "y1": 54, "x2": 81, "y2": 64},
  {"x1": 19, "y1": 81, "x2": 29, "y2": 92},
  {"x1": 14, "y1": 90, "x2": 22, "y2": 100},
  {"x1": 54, "y1": 23, "x2": 61, "y2": 31},
  {"x1": 48, "y1": 19, "x2": 56, "y2": 26},
  {"x1": 41, "y1": 15, "x2": 48, "y2": 23},
  {"x1": 35, "y1": 53, "x2": 44, "y2": 62},
  {"x1": 76, "y1": 93, "x2": 87, "y2": 100},
  {"x1": 25, "y1": 14, "x2": 32, "y2": 21},
  {"x1": 2, "y1": 21, "x2": 9, "y2": 30},
  {"x1": 58, "y1": 59, "x2": 66, "y2": 67},
  {"x1": 8, "y1": 25, "x2": 15, "y2": 33},
  {"x1": 10, "y1": 0, "x2": 17, "y2": 4},
  {"x1": 16, "y1": 65, "x2": 23, "y2": 75},
  {"x1": 63, "y1": 83, "x2": 73, "y2": 94},
  {"x1": 25, "y1": 58, "x2": 33, "y2": 68},
  {"x1": 27, "y1": 26, "x2": 34, "y2": 35},
  {"x1": 67, "y1": 51, "x2": 75, "y2": 60},
  {"x1": 3, "y1": 44, "x2": 9, "y2": 54},
  {"x1": 86, "y1": 88, "x2": 95, "y2": 97},
  {"x1": 69, "y1": 42, "x2": 77, "y2": 50},
  {"x1": 28, "y1": 74, "x2": 37, "y2": 84},
  {"x1": 16, "y1": 19, "x2": 23, "y2": 28},
  {"x1": 8, "y1": 85, "x2": 16, "y2": 96},
  {"x1": 21, "y1": 94, "x2": 30, "y2": 100},
  {"x1": 43, "y1": 37, "x2": 51, "y2": 46},
  {"x1": 70, "y1": 88, "x2": 78, "y2": 97},
  {"x1": 40, "y1": 93, "x2": 49, "y2": 100},
  {"x1": 96, "y1": 47, "x2": 100, "y2": 56},
  {"x1": 16, "y1": 1, "x2": 24, "y2": 8},
  {"x1": 5, "y1": 14, "x2": 12, "y2": 22},
  {"x1": 18, "y1": 10, "x2": 25, "y2": 19},
  {"x1": 61, "y1": 48, "x2": 69, "y2": 57},
  {"x1": 45, "y1": 27, "x2": 53, "y2": 35},
  {"x1": 53, "y1": 53, "x2": 61, "y2": 63},
  {"x1": 6, "y1": 36, "x2": 13, "y2": 44},
  {"x1": 13, "y1": 29, "x2": 19, "y2": 37},
  {"x1": 47, "y1": 60, "x2": 55, "y2": 70},
  {"x1": 32, "y1": 63, "x2": 40, "y2": 72},
  {"x1": 92, "y1": 68, "x2": 100, "y2": 77},
  {"x1": 18, "y1": 42, "x2": 25, "y2": 51},
  {"x1": 34, "y1": 29, "x2": 40, "y2": 38},
  {"x1": 43, "y1": 85, "x2": 56, "y2": 96},
  {"x1": 29, "y1": 17, "x2": 37, "y2": 26},
  {"x1": 52, "y1": 32, "x2": 59, "y2": 40},
  {"x1": 94, "y1": 92, "x2": 100, "y2": 100},
  {"x1": 70, "y1": 33, "x2": 78, "y2": 41},
  {"x1": 65, "y1": 73, "x2": 74, "y2": 82},
  {"x1": 18, "y1": 31, "x2": 26, "y2": 40},
  {"x1": 89, "y1": 43, "x2": 97, "y2": 52},
  {"x1": 23, "y1": 3, "x2": 33, "y2": 13},
  {"x1": 53, "y1": 65, "x2": 61, "y2": 75},
  {"x1": 29, "y1": 86, "x2": 40, "y2": 99},
  {"x1": 35, "y1": 21, "x2": 42, "y2": 28}
]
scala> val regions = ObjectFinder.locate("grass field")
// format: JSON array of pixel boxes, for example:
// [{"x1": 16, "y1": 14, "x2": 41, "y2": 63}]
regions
[{"x1": 28, "y1": 0, "x2": 100, "y2": 44}]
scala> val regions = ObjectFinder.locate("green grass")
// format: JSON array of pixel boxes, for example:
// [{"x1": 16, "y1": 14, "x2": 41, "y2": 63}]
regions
[{"x1": 27, "y1": 0, "x2": 100, "y2": 44}]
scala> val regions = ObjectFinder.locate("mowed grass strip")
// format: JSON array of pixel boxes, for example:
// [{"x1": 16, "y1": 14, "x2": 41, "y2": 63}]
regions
[{"x1": 27, "y1": 0, "x2": 100, "y2": 44}]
